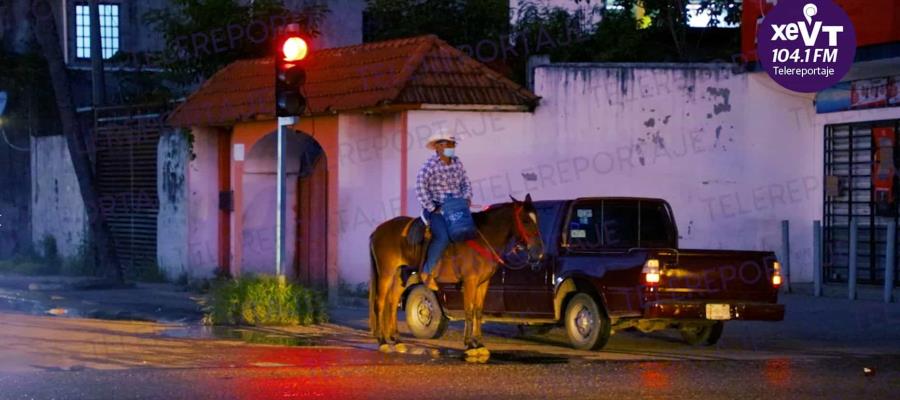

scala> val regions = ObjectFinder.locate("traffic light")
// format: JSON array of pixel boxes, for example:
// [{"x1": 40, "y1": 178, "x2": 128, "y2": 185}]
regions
[{"x1": 275, "y1": 25, "x2": 308, "y2": 117}]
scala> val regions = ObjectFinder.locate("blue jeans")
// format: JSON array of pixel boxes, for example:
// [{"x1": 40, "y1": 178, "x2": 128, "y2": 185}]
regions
[{"x1": 423, "y1": 209, "x2": 449, "y2": 274}]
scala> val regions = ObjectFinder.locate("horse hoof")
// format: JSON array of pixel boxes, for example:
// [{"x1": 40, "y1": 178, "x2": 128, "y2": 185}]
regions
[
  {"x1": 464, "y1": 347, "x2": 482, "y2": 357},
  {"x1": 378, "y1": 344, "x2": 393, "y2": 353},
  {"x1": 394, "y1": 343, "x2": 409, "y2": 353},
  {"x1": 465, "y1": 354, "x2": 490, "y2": 364}
]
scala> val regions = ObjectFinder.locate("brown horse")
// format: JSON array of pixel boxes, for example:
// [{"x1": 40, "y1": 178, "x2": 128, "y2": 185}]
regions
[{"x1": 368, "y1": 194, "x2": 544, "y2": 359}]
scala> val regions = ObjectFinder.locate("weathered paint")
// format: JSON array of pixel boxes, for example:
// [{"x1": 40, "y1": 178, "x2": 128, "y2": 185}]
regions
[
  {"x1": 157, "y1": 130, "x2": 190, "y2": 279},
  {"x1": 29, "y1": 135, "x2": 86, "y2": 258}
]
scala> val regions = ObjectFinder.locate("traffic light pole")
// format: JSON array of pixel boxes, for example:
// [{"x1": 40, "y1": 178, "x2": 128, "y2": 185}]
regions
[{"x1": 275, "y1": 116, "x2": 297, "y2": 283}]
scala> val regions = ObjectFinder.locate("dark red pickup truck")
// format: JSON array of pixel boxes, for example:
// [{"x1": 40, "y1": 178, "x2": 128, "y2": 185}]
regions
[{"x1": 403, "y1": 197, "x2": 785, "y2": 350}]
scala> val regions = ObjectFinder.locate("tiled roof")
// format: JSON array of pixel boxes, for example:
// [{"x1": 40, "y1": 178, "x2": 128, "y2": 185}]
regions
[{"x1": 167, "y1": 35, "x2": 539, "y2": 127}]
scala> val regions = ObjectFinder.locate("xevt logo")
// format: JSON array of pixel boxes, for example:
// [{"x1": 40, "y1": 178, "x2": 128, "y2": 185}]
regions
[{"x1": 757, "y1": 0, "x2": 856, "y2": 93}]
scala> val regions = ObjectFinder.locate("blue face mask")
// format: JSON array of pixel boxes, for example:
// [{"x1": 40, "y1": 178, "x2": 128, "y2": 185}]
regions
[{"x1": 442, "y1": 148, "x2": 455, "y2": 158}]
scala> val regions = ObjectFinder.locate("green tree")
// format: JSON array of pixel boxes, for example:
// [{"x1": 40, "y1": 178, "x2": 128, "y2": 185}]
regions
[
  {"x1": 144, "y1": 0, "x2": 330, "y2": 88},
  {"x1": 602, "y1": 0, "x2": 741, "y2": 61},
  {"x1": 514, "y1": 0, "x2": 741, "y2": 64}
]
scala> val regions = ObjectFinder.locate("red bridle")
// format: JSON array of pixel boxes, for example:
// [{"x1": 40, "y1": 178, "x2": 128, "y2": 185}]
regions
[{"x1": 513, "y1": 204, "x2": 535, "y2": 243}]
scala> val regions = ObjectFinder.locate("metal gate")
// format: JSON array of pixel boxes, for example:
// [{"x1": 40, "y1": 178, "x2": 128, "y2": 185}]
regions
[
  {"x1": 91, "y1": 105, "x2": 165, "y2": 278},
  {"x1": 823, "y1": 119, "x2": 900, "y2": 285}
]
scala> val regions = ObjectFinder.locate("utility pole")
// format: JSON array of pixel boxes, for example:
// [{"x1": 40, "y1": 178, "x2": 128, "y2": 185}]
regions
[
  {"x1": 273, "y1": 24, "x2": 308, "y2": 282},
  {"x1": 89, "y1": 0, "x2": 105, "y2": 106}
]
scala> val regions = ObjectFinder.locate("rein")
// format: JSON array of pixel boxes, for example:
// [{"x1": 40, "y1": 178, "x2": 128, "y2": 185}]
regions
[{"x1": 465, "y1": 204, "x2": 534, "y2": 267}]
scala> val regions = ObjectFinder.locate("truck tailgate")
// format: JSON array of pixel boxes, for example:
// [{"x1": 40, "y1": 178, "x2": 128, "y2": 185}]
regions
[{"x1": 654, "y1": 249, "x2": 779, "y2": 303}]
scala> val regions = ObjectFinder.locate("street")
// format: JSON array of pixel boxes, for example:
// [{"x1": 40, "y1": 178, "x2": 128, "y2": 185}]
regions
[{"x1": 1, "y1": 292, "x2": 898, "y2": 399}]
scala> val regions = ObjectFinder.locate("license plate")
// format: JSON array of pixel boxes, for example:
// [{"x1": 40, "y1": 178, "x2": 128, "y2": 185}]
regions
[{"x1": 705, "y1": 304, "x2": 731, "y2": 320}]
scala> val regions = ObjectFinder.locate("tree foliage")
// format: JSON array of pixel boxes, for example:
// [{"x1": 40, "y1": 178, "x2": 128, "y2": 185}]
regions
[{"x1": 144, "y1": 0, "x2": 330, "y2": 88}]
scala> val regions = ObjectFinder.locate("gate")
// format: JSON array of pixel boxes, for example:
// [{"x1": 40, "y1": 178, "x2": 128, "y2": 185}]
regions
[
  {"x1": 91, "y1": 104, "x2": 166, "y2": 278},
  {"x1": 823, "y1": 119, "x2": 900, "y2": 285}
]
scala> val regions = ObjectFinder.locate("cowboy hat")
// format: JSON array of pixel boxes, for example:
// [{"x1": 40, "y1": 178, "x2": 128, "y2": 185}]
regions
[{"x1": 425, "y1": 128, "x2": 458, "y2": 150}]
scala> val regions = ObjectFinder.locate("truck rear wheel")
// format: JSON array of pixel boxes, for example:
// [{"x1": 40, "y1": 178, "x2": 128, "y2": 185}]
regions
[
  {"x1": 564, "y1": 293, "x2": 611, "y2": 351},
  {"x1": 405, "y1": 285, "x2": 448, "y2": 339},
  {"x1": 679, "y1": 321, "x2": 724, "y2": 346}
]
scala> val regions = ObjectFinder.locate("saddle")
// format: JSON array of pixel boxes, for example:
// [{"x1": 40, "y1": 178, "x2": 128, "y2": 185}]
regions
[
  {"x1": 397, "y1": 216, "x2": 502, "y2": 287},
  {"x1": 400, "y1": 218, "x2": 431, "y2": 286}
]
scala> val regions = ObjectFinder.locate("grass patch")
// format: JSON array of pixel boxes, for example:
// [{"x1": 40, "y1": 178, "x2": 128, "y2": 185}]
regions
[{"x1": 205, "y1": 275, "x2": 328, "y2": 326}]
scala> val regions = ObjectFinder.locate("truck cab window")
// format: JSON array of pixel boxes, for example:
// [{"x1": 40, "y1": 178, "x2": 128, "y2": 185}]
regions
[
  {"x1": 602, "y1": 201, "x2": 639, "y2": 248},
  {"x1": 640, "y1": 201, "x2": 674, "y2": 247},
  {"x1": 567, "y1": 205, "x2": 601, "y2": 250}
]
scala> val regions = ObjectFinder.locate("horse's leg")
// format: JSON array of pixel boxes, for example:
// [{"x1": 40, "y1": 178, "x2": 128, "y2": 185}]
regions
[
  {"x1": 375, "y1": 269, "x2": 393, "y2": 350},
  {"x1": 472, "y1": 281, "x2": 490, "y2": 349},
  {"x1": 387, "y1": 274, "x2": 406, "y2": 352},
  {"x1": 462, "y1": 278, "x2": 478, "y2": 350}
]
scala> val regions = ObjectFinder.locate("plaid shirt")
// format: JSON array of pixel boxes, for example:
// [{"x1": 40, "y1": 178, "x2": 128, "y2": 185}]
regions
[{"x1": 415, "y1": 155, "x2": 473, "y2": 212}]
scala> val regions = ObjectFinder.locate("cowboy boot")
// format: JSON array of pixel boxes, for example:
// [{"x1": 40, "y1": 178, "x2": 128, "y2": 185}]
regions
[{"x1": 420, "y1": 272, "x2": 438, "y2": 291}]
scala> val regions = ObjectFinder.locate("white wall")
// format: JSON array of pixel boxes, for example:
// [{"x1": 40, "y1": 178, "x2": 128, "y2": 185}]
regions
[
  {"x1": 337, "y1": 113, "x2": 402, "y2": 284},
  {"x1": 404, "y1": 110, "x2": 534, "y2": 210},
  {"x1": 30, "y1": 135, "x2": 87, "y2": 258},
  {"x1": 335, "y1": 63, "x2": 895, "y2": 285},
  {"x1": 240, "y1": 132, "x2": 304, "y2": 274},
  {"x1": 157, "y1": 130, "x2": 190, "y2": 280},
  {"x1": 531, "y1": 65, "x2": 820, "y2": 282},
  {"x1": 186, "y1": 127, "x2": 221, "y2": 278}
]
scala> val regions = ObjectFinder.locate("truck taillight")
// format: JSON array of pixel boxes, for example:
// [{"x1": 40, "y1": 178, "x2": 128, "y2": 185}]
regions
[
  {"x1": 643, "y1": 259, "x2": 660, "y2": 285},
  {"x1": 772, "y1": 261, "x2": 782, "y2": 288}
]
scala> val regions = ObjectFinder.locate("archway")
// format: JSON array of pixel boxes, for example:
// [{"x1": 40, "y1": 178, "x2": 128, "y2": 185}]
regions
[{"x1": 240, "y1": 129, "x2": 328, "y2": 288}]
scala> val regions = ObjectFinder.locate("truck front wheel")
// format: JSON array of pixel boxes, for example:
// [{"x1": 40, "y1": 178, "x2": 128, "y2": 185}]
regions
[
  {"x1": 564, "y1": 293, "x2": 611, "y2": 351},
  {"x1": 679, "y1": 321, "x2": 724, "y2": 346},
  {"x1": 405, "y1": 285, "x2": 448, "y2": 339}
]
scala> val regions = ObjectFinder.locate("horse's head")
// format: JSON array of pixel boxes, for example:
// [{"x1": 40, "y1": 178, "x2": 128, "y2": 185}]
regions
[{"x1": 508, "y1": 194, "x2": 544, "y2": 268}]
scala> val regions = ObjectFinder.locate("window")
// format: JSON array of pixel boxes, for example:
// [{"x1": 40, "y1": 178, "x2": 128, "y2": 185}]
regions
[
  {"x1": 567, "y1": 204, "x2": 602, "y2": 250},
  {"x1": 640, "y1": 201, "x2": 675, "y2": 247},
  {"x1": 602, "y1": 201, "x2": 639, "y2": 248},
  {"x1": 75, "y1": 4, "x2": 120, "y2": 59}
]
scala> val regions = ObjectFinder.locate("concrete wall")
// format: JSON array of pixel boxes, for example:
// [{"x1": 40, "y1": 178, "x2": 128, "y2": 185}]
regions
[
  {"x1": 157, "y1": 130, "x2": 190, "y2": 280},
  {"x1": 533, "y1": 64, "x2": 818, "y2": 282},
  {"x1": 30, "y1": 135, "x2": 87, "y2": 258},
  {"x1": 239, "y1": 131, "x2": 304, "y2": 274},
  {"x1": 329, "y1": 64, "x2": 828, "y2": 286},
  {"x1": 185, "y1": 127, "x2": 221, "y2": 278},
  {"x1": 336, "y1": 112, "x2": 402, "y2": 284}
]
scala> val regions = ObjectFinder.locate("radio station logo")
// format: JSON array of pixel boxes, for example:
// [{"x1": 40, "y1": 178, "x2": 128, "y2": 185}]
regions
[{"x1": 757, "y1": 0, "x2": 856, "y2": 93}]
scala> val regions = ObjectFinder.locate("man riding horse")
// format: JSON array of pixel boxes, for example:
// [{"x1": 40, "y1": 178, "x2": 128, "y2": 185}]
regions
[{"x1": 416, "y1": 129, "x2": 473, "y2": 291}]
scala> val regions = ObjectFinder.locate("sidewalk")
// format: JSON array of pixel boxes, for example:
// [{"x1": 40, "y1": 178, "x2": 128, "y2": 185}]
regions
[{"x1": 0, "y1": 274, "x2": 206, "y2": 323}]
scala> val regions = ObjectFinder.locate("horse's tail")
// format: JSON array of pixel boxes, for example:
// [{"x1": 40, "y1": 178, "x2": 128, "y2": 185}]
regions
[{"x1": 368, "y1": 240, "x2": 379, "y2": 337}]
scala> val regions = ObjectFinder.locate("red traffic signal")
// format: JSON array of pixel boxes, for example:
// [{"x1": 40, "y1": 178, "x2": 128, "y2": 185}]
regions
[
  {"x1": 282, "y1": 36, "x2": 308, "y2": 62},
  {"x1": 275, "y1": 25, "x2": 309, "y2": 117}
]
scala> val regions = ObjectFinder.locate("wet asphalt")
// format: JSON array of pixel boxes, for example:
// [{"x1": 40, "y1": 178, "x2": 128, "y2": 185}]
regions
[{"x1": 0, "y1": 283, "x2": 898, "y2": 399}]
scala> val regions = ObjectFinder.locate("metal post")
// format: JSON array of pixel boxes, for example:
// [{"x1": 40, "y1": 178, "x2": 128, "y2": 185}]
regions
[
  {"x1": 781, "y1": 220, "x2": 791, "y2": 293},
  {"x1": 849, "y1": 218, "x2": 858, "y2": 300},
  {"x1": 275, "y1": 116, "x2": 292, "y2": 282},
  {"x1": 885, "y1": 220, "x2": 896, "y2": 303},
  {"x1": 814, "y1": 220, "x2": 823, "y2": 297}
]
